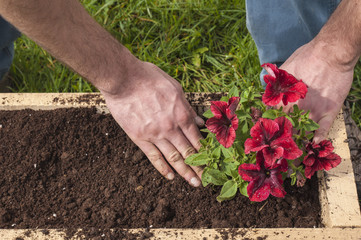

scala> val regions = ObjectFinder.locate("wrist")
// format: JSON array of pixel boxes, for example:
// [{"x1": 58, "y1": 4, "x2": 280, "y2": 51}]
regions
[
  {"x1": 310, "y1": 36, "x2": 359, "y2": 72},
  {"x1": 96, "y1": 46, "x2": 142, "y2": 97}
]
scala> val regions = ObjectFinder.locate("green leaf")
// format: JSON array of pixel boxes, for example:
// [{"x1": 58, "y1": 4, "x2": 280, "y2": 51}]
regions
[
  {"x1": 239, "y1": 181, "x2": 249, "y2": 197},
  {"x1": 221, "y1": 147, "x2": 233, "y2": 158},
  {"x1": 234, "y1": 143, "x2": 245, "y2": 157},
  {"x1": 241, "y1": 120, "x2": 249, "y2": 133},
  {"x1": 222, "y1": 161, "x2": 238, "y2": 176},
  {"x1": 235, "y1": 110, "x2": 251, "y2": 120},
  {"x1": 194, "y1": 47, "x2": 209, "y2": 54},
  {"x1": 211, "y1": 146, "x2": 221, "y2": 159},
  {"x1": 240, "y1": 90, "x2": 250, "y2": 103},
  {"x1": 285, "y1": 115, "x2": 295, "y2": 127},
  {"x1": 192, "y1": 54, "x2": 201, "y2": 67},
  {"x1": 306, "y1": 132, "x2": 314, "y2": 140},
  {"x1": 228, "y1": 86, "x2": 240, "y2": 98},
  {"x1": 203, "y1": 109, "x2": 213, "y2": 119},
  {"x1": 291, "y1": 176, "x2": 297, "y2": 186},
  {"x1": 201, "y1": 168, "x2": 228, "y2": 187},
  {"x1": 216, "y1": 180, "x2": 238, "y2": 202},
  {"x1": 220, "y1": 96, "x2": 229, "y2": 102},
  {"x1": 199, "y1": 138, "x2": 208, "y2": 146},
  {"x1": 185, "y1": 152, "x2": 209, "y2": 166},
  {"x1": 262, "y1": 109, "x2": 278, "y2": 119},
  {"x1": 293, "y1": 104, "x2": 300, "y2": 112},
  {"x1": 231, "y1": 168, "x2": 240, "y2": 179},
  {"x1": 200, "y1": 128, "x2": 211, "y2": 133},
  {"x1": 304, "y1": 120, "x2": 320, "y2": 132}
]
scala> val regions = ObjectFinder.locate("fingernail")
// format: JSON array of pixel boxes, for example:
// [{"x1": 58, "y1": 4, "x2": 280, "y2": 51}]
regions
[
  {"x1": 167, "y1": 172, "x2": 175, "y2": 180},
  {"x1": 195, "y1": 116, "x2": 205, "y2": 127},
  {"x1": 190, "y1": 177, "x2": 201, "y2": 187}
]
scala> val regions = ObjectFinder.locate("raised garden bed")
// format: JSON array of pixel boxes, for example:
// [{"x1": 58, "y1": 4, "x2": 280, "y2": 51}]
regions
[{"x1": 0, "y1": 93, "x2": 360, "y2": 239}]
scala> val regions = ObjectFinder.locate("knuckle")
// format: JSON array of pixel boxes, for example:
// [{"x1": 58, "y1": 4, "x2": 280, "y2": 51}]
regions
[
  {"x1": 193, "y1": 166, "x2": 204, "y2": 175},
  {"x1": 194, "y1": 140, "x2": 202, "y2": 150},
  {"x1": 183, "y1": 147, "x2": 196, "y2": 158},
  {"x1": 163, "y1": 121, "x2": 175, "y2": 133},
  {"x1": 178, "y1": 113, "x2": 191, "y2": 125},
  {"x1": 147, "y1": 153, "x2": 169, "y2": 175},
  {"x1": 168, "y1": 151, "x2": 183, "y2": 164},
  {"x1": 147, "y1": 152, "x2": 163, "y2": 164}
]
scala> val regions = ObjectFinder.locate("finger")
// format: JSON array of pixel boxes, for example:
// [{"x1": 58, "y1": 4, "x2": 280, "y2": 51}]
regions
[
  {"x1": 313, "y1": 114, "x2": 335, "y2": 144},
  {"x1": 179, "y1": 122, "x2": 204, "y2": 179},
  {"x1": 194, "y1": 115, "x2": 205, "y2": 128},
  {"x1": 136, "y1": 140, "x2": 175, "y2": 180},
  {"x1": 169, "y1": 131, "x2": 204, "y2": 179},
  {"x1": 179, "y1": 120, "x2": 204, "y2": 151},
  {"x1": 189, "y1": 107, "x2": 205, "y2": 127},
  {"x1": 155, "y1": 139, "x2": 201, "y2": 187}
]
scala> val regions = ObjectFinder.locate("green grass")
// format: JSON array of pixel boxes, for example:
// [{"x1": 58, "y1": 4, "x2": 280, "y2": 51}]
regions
[{"x1": 8, "y1": 0, "x2": 361, "y2": 128}]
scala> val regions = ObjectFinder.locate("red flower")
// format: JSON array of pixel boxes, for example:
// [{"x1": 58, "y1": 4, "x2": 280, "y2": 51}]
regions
[
  {"x1": 261, "y1": 63, "x2": 308, "y2": 106},
  {"x1": 244, "y1": 117, "x2": 302, "y2": 167},
  {"x1": 206, "y1": 97, "x2": 240, "y2": 148},
  {"x1": 303, "y1": 140, "x2": 342, "y2": 179},
  {"x1": 238, "y1": 152, "x2": 288, "y2": 202}
]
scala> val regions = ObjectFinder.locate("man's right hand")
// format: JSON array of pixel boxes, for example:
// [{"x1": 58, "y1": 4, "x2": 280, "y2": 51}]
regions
[{"x1": 102, "y1": 61, "x2": 205, "y2": 187}]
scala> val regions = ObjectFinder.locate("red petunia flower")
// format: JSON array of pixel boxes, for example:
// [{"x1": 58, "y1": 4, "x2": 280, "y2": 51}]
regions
[
  {"x1": 238, "y1": 151, "x2": 288, "y2": 202},
  {"x1": 303, "y1": 140, "x2": 342, "y2": 179},
  {"x1": 244, "y1": 117, "x2": 302, "y2": 168},
  {"x1": 206, "y1": 97, "x2": 240, "y2": 148},
  {"x1": 261, "y1": 63, "x2": 308, "y2": 106}
]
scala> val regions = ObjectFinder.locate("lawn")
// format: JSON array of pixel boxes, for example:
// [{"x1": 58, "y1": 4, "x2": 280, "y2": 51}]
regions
[{"x1": 8, "y1": 0, "x2": 361, "y2": 128}]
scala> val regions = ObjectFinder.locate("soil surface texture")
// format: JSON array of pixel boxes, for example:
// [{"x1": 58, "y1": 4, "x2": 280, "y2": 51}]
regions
[{"x1": 0, "y1": 107, "x2": 321, "y2": 238}]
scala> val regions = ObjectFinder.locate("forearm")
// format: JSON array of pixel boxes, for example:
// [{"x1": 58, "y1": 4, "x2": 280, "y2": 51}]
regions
[
  {"x1": 0, "y1": 0, "x2": 138, "y2": 95},
  {"x1": 313, "y1": 0, "x2": 361, "y2": 70}
]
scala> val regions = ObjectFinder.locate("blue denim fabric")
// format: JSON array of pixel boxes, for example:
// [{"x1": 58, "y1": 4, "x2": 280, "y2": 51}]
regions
[
  {"x1": 0, "y1": 16, "x2": 21, "y2": 81},
  {"x1": 245, "y1": 0, "x2": 341, "y2": 86}
]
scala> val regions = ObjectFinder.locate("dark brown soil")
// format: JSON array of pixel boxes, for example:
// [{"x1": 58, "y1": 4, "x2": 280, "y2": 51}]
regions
[{"x1": 0, "y1": 107, "x2": 321, "y2": 238}]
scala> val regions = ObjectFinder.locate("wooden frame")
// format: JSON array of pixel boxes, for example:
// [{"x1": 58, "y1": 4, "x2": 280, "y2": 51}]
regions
[{"x1": 0, "y1": 93, "x2": 360, "y2": 239}]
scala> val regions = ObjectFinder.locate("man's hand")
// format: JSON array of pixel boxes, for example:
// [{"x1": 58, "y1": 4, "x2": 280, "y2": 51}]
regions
[
  {"x1": 0, "y1": 0, "x2": 204, "y2": 186},
  {"x1": 280, "y1": 42, "x2": 354, "y2": 143},
  {"x1": 102, "y1": 61, "x2": 204, "y2": 187},
  {"x1": 279, "y1": 0, "x2": 361, "y2": 143}
]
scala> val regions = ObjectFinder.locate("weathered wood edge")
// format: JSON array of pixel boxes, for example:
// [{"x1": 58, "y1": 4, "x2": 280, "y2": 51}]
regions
[
  {"x1": 0, "y1": 93, "x2": 360, "y2": 234},
  {"x1": 318, "y1": 111, "x2": 361, "y2": 227},
  {"x1": 0, "y1": 228, "x2": 361, "y2": 240}
]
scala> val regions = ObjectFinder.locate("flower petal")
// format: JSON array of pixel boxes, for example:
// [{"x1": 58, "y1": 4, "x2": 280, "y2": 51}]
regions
[
  {"x1": 210, "y1": 101, "x2": 228, "y2": 118},
  {"x1": 247, "y1": 176, "x2": 270, "y2": 202},
  {"x1": 318, "y1": 140, "x2": 334, "y2": 157},
  {"x1": 261, "y1": 63, "x2": 308, "y2": 106},
  {"x1": 262, "y1": 147, "x2": 284, "y2": 167},
  {"x1": 206, "y1": 117, "x2": 228, "y2": 133},
  {"x1": 268, "y1": 172, "x2": 286, "y2": 198},
  {"x1": 259, "y1": 118, "x2": 280, "y2": 140},
  {"x1": 274, "y1": 117, "x2": 293, "y2": 139},
  {"x1": 262, "y1": 84, "x2": 284, "y2": 106},
  {"x1": 321, "y1": 153, "x2": 342, "y2": 171},
  {"x1": 227, "y1": 96, "x2": 240, "y2": 114},
  {"x1": 238, "y1": 164, "x2": 262, "y2": 182},
  {"x1": 216, "y1": 125, "x2": 236, "y2": 148},
  {"x1": 261, "y1": 63, "x2": 279, "y2": 78},
  {"x1": 274, "y1": 138, "x2": 303, "y2": 160},
  {"x1": 303, "y1": 154, "x2": 316, "y2": 167},
  {"x1": 244, "y1": 138, "x2": 268, "y2": 154}
]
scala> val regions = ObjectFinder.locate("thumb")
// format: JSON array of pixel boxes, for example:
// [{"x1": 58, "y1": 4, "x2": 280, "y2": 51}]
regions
[{"x1": 313, "y1": 115, "x2": 335, "y2": 144}]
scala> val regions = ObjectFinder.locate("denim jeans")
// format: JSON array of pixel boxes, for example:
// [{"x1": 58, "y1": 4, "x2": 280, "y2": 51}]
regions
[
  {"x1": 245, "y1": 0, "x2": 341, "y2": 86},
  {"x1": 0, "y1": 16, "x2": 20, "y2": 81}
]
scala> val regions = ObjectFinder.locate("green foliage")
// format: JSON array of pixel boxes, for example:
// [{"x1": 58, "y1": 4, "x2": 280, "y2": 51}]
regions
[
  {"x1": 10, "y1": 0, "x2": 260, "y2": 93},
  {"x1": 7, "y1": 0, "x2": 361, "y2": 131},
  {"x1": 216, "y1": 180, "x2": 238, "y2": 202}
]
